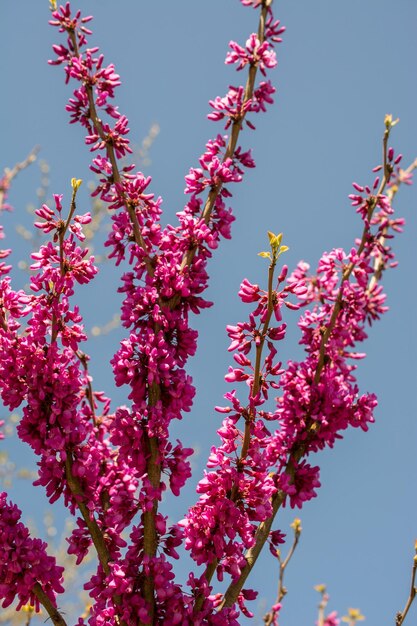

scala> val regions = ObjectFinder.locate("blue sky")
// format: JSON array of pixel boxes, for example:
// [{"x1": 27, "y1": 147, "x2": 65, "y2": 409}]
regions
[{"x1": 1, "y1": 1, "x2": 417, "y2": 624}]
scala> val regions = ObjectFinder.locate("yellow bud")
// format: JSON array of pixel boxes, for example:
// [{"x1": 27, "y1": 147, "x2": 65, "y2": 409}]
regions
[
  {"x1": 71, "y1": 177, "x2": 83, "y2": 191},
  {"x1": 290, "y1": 517, "x2": 302, "y2": 534},
  {"x1": 384, "y1": 113, "x2": 399, "y2": 129},
  {"x1": 342, "y1": 608, "x2": 365, "y2": 622},
  {"x1": 20, "y1": 604, "x2": 36, "y2": 614},
  {"x1": 49, "y1": 0, "x2": 57, "y2": 9},
  {"x1": 258, "y1": 251, "x2": 272, "y2": 260},
  {"x1": 314, "y1": 584, "x2": 327, "y2": 594},
  {"x1": 267, "y1": 231, "x2": 283, "y2": 250}
]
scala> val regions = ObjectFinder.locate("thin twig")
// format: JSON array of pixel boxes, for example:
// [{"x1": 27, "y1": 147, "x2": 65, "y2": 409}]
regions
[
  {"x1": 0, "y1": 147, "x2": 39, "y2": 210},
  {"x1": 263, "y1": 519, "x2": 301, "y2": 625},
  {"x1": 396, "y1": 547, "x2": 417, "y2": 626}
]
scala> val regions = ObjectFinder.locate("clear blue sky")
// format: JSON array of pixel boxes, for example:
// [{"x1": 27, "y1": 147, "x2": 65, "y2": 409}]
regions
[{"x1": 1, "y1": 1, "x2": 417, "y2": 624}]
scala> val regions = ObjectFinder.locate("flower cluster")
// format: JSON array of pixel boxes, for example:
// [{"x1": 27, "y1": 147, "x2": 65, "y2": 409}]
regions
[{"x1": 0, "y1": 493, "x2": 64, "y2": 611}]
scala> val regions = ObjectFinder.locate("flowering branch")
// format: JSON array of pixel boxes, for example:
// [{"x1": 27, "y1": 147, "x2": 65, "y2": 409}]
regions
[
  {"x1": 216, "y1": 116, "x2": 405, "y2": 610},
  {"x1": 180, "y1": 0, "x2": 277, "y2": 276}
]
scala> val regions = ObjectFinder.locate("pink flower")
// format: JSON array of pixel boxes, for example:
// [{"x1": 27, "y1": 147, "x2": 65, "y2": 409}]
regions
[{"x1": 226, "y1": 35, "x2": 277, "y2": 76}]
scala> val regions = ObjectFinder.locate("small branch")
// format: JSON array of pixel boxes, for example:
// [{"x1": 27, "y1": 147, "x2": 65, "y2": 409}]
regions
[
  {"x1": 32, "y1": 582, "x2": 67, "y2": 626},
  {"x1": 0, "y1": 147, "x2": 39, "y2": 210},
  {"x1": 263, "y1": 519, "x2": 301, "y2": 625},
  {"x1": 396, "y1": 548, "x2": 417, "y2": 626},
  {"x1": 314, "y1": 585, "x2": 329, "y2": 626}
]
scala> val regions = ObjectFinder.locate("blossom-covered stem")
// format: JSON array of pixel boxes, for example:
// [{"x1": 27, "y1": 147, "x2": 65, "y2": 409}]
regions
[
  {"x1": 396, "y1": 545, "x2": 417, "y2": 626},
  {"x1": 242, "y1": 254, "x2": 276, "y2": 459},
  {"x1": 313, "y1": 120, "x2": 394, "y2": 385},
  {"x1": 179, "y1": 0, "x2": 273, "y2": 276},
  {"x1": 0, "y1": 147, "x2": 39, "y2": 210},
  {"x1": 32, "y1": 583, "x2": 67, "y2": 626},
  {"x1": 370, "y1": 157, "x2": 417, "y2": 289},
  {"x1": 48, "y1": 186, "x2": 109, "y2": 573},
  {"x1": 65, "y1": 29, "x2": 151, "y2": 271},
  {"x1": 51, "y1": 183, "x2": 79, "y2": 342},
  {"x1": 42, "y1": 185, "x2": 127, "y2": 623},
  {"x1": 253, "y1": 253, "x2": 276, "y2": 393}
]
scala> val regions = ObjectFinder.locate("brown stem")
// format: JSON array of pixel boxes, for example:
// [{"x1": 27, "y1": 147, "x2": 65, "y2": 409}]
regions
[
  {"x1": 32, "y1": 582, "x2": 68, "y2": 626},
  {"x1": 396, "y1": 553, "x2": 417, "y2": 626},
  {"x1": 75, "y1": 351, "x2": 97, "y2": 426},
  {"x1": 64, "y1": 452, "x2": 111, "y2": 575},
  {"x1": 263, "y1": 523, "x2": 301, "y2": 624},
  {"x1": 141, "y1": 423, "x2": 162, "y2": 625},
  {"x1": 64, "y1": 453, "x2": 129, "y2": 626},
  {"x1": 278, "y1": 530, "x2": 300, "y2": 596}
]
